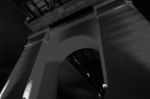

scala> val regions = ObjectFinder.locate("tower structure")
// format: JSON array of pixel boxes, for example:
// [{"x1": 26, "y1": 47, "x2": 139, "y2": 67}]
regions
[{"x1": 1, "y1": 0, "x2": 149, "y2": 99}]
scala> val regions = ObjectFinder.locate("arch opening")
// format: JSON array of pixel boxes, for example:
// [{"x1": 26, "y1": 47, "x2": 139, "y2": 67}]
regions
[{"x1": 57, "y1": 48, "x2": 106, "y2": 99}]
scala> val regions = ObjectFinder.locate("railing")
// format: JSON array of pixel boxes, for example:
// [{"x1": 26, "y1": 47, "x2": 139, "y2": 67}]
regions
[
  {"x1": 15, "y1": 0, "x2": 100, "y2": 22},
  {"x1": 14, "y1": 0, "x2": 132, "y2": 31},
  {"x1": 14, "y1": 0, "x2": 104, "y2": 31}
]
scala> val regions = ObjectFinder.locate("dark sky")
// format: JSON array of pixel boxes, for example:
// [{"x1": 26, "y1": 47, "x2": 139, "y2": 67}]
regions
[{"x1": 0, "y1": 0, "x2": 31, "y2": 72}]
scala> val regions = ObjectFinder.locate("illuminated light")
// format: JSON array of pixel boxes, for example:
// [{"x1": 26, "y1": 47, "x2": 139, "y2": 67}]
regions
[
  {"x1": 98, "y1": 93, "x2": 101, "y2": 98},
  {"x1": 26, "y1": 43, "x2": 33, "y2": 47},
  {"x1": 73, "y1": 56, "x2": 80, "y2": 64},
  {"x1": 22, "y1": 80, "x2": 33, "y2": 99},
  {"x1": 0, "y1": 79, "x2": 10, "y2": 99},
  {"x1": 102, "y1": 84, "x2": 108, "y2": 88},
  {"x1": 86, "y1": 73, "x2": 90, "y2": 77},
  {"x1": 113, "y1": 4, "x2": 126, "y2": 11}
]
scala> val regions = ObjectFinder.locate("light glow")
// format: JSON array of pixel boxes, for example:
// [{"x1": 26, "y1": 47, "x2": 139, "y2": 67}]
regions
[
  {"x1": 22, "y1": 80, "x2": 33, "y2": 99},
  {"x1": 0, "y1": 79, "x2": 10, "y2": 99},
  {"x1": 86, "y1": 73, "x2": 91, "y2": 77},
  {"x1": 102, "y1": 84, "x2": 108, "y2": 88}
]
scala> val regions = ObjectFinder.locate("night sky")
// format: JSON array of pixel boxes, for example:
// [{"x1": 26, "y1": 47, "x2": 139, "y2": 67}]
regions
[
  {"x1": 0, "y1": 0, "x2": 150, "y2": 98},
  {"x1": 0, "y1": 0, "x2": 31, "y2": 73}
]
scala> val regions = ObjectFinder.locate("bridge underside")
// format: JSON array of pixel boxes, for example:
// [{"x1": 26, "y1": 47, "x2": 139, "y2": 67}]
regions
[{"x1": 1, "y1": 0, "x2": 150, "y2": 99}]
